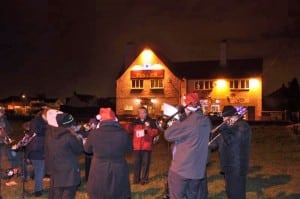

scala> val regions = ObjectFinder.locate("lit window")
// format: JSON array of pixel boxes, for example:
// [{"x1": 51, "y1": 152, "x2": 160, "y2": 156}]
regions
[
  {"x1": 150, "y1": 79, "x2": 164, "y2": 89},
  {"x1": 230, "y1": 79, "x2": 249, "y2": 90},
  {"x1": 131, "y1": 79, "x2": 144, "y2": 89},
  {"x1": 194, "y1": 80, "x2": 213, "y2": 90},
  {"x1": 211, "y1": 104, "x2": 220, "y2": 112}
]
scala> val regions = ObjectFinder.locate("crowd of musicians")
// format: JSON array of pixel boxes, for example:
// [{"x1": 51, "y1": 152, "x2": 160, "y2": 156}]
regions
[{"x1": 0, "y1": 92, "x2": 252, "y2": 199}]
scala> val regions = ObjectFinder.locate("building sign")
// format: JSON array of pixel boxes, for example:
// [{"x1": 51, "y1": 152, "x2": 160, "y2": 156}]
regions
[{"x1": 130, "y1": 70, "x2": 164, "y2": 79}]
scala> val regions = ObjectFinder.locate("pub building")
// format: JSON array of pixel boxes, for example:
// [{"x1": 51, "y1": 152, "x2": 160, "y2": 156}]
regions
[{"x1": 116, "y1": 47, "x2": 263, "y2": 120}]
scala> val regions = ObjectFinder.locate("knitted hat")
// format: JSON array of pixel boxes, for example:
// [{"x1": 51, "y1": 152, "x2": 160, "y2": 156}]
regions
[
  {"x1": 222, "y1": 106, "x2": 237, "y2": 117},
  {"x1": 184, "y1": 93, "x2": 200, "y2": 107},
  {"x1": 56, "y1": 113, "x2": 75, "y2": 127},
  {"x1": 99, "y1": 108, "x2": 116, "y2": 121}
]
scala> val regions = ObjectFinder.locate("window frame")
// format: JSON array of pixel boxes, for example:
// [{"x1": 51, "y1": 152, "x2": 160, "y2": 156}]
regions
[
  {"x1": 131, "y1": 79, "x2": 144, "y2": 89},
  {"x1": 229, "y1": 79, "x2": 249, "y2": 90},
  {"x1": 150, "y1": 79, "x2": 164, "y2": 89},
  {"x1": 194, "y1": 80, "x2": 213, "y2": 90}
]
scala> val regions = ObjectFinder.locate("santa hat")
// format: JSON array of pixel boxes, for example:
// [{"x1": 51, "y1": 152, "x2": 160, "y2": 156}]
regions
[
  {"x1": 184, "y1": 93, "x2": 200, "y2": 112},
  {"x1": 98, "y1": 108, "x2": 117, "y2": 122},
  {"x1": 46, "y1": 109, "x2": 63, "y2": 127}
]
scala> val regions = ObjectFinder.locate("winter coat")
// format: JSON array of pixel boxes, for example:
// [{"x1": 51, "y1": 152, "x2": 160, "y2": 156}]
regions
[
  {"x1": 45, "y1": 126, "x2": 83, "y2": 188},
  {"x1": 25, "y1": 115, "x2": 47, "y2": 160},
  {"x1": 126, "y1": 117, "x2": 158, "y2": 151},
  {"x1": 84, "y1": 121, "x2": 132, "y2": 199},
  {"x1": 219, "y1": 119, "x2": 252, "y2": 175},
  {"x1": 164, "y1": 110, "x2": 211, "y2": 179}
]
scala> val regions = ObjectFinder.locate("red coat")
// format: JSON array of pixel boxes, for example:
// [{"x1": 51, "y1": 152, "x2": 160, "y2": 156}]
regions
[{"x1": 125, "y1": 118, "x2": 158, "y2": 151}]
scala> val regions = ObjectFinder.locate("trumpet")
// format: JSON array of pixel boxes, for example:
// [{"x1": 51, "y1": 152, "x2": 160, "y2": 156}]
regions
[
  {"x1": 208, "y1": 107, "x2": 248, "y2": 146},
  {"x1": 156, "y1": 103, "x2": 186, "y2": 131}
]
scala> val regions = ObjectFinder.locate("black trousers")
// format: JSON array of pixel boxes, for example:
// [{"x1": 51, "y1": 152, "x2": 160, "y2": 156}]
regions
[
  {"x1": 48, "y1": 179, "x2": 77, "y2": 199},
  {"x1": 133, "y1": 150, "x2": 151, "y2": 183},
  {"x1": 224, "y1": 172, "x2": 247, "y2": 199},
  {"x1": 168, "y1": 170, "x2": 207, "y2": 199},
  {"x1": 85, "y1": 155, "x2": 92, "y2": 181},
  {"x1": 50, "y1": 186, "x2": 77, "y2": 199}
]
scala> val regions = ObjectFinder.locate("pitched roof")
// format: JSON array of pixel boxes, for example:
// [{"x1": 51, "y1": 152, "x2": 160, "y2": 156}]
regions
[
  {"x1": 118, "y1": 46, "x2": 263, "y2": 79},
  {"x1": 170, "y1": 58, "x2": 263, "y2": 79},
  {"x1": 268, "y1": 84, "x2": 289, "y2": 98}
]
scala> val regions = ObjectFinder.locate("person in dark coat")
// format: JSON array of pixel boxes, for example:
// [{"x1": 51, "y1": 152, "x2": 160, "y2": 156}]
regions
[
  {"x1": 125, "y1": 107, "x2": 158, "y2": 185},
  {"x1": 45, "y1": 111, "x2": 83, "y2": 199},
  {"x1": 79, "y1": 118, "x2": 98, "y2": 181},
  {"x1": 216, "y1": 106, "x2": 252, "y2": 199},
  {"x1": 164, "y1": 93, "x2": 211, "y2": 199},
  {"x1": 84, "y1": 108, "x2": 132, "y2": 199},
  {"x1": 25, "y1": 109, "x2": 48, "y2": 197}
]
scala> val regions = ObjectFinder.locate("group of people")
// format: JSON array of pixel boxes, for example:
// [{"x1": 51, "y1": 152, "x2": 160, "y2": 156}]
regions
[{"x1": 0, "y1": 91, "x2": 252, "y2": 199}]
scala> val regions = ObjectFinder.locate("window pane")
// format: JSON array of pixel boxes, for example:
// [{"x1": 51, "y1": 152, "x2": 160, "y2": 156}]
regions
[
  {"x1": 200, "y1": 81, "x2": 204, "y2": 89},
  {"x1": 205, "y1": 81, "x2": 209, "y2": 89},
  {"x1": 195, "y1": 81, "x2": 199, "y2": 90},
  {"x1": 234, "y1": 80, "x2": 239, "y2": 88},
  {"x1": 246, "y1": 80, "x2": 249, "y2": 88},
  {"x1": 140, "y1": 80, "x2": 143, "y2": 88},
  {"x1": 241, "y1": 80, "x2": 245, "y2": 88},
  {"x1": 230, "y1": 80, "x2": 233, "y2": 88}
]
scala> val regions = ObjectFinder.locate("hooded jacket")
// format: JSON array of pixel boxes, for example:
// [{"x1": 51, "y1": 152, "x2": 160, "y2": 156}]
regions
[
  {"x1": 45, "y1": 126, "x2": 83, "y2": 187},
  {"x1": 125, "y1": 117, "x2": 158, "y2": 151}
]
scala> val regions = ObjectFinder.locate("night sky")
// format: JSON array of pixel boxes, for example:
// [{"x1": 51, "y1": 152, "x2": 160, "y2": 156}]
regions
[{"x1": 1, "y1": 0, "x2": 300, "y2": 98}]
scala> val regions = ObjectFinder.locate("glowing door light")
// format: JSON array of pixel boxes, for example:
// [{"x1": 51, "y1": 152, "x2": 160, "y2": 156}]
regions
[
  {"x1": 249, "y1": 78, "x2": 259, "y2": 89},
  {"x1": 151, "y1": 98, "x2": 157, "y2": 104},
  {"x1": 135, "y1": 98, "x2": 141, "y2": 103},
  {"x1": 216, "y1": 79, "x2": 227, "y2": 89}
]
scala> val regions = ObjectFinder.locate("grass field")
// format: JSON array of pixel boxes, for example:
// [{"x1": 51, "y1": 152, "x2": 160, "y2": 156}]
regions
[{"x1": 1, "y1": 122, "x2": 300, "y2": 199}]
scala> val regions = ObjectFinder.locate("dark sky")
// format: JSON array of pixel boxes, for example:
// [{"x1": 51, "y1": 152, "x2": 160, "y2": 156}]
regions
[{"x1": 1, "y1": 0, "x2": 300, "y2": 98}]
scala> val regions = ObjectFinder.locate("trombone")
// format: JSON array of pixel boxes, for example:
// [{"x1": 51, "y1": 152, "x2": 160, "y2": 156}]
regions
[{"x1": 208, "y1": 107, "x2": 248, "y2": 146}]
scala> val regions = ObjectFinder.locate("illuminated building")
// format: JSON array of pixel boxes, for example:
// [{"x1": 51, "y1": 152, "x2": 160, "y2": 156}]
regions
[{"x1": 116, "y1": 48, "x2": 263, "y2": 120}]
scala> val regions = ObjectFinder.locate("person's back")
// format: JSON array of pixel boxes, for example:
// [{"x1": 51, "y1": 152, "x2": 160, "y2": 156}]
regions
[
  {"x1": 45, "y1": 112, "x2": 83, "y2": 199},
  {"x1": 165, "y1": 110, "x2": 211, "y2": 179},
  {"x1": 84, "y1": 108, "x2": 132, "y2": 199},
  {"x1": 164, "y1": 93, "x2": 211, "y2": 199},
  {"x1": 88, "y1": 122, "x2": 132, "y2": 160}
]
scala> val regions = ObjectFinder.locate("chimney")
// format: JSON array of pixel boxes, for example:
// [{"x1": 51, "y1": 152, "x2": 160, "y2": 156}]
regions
[{"x1": 220, "y1": 40, "x2": 227, "y2": 67}]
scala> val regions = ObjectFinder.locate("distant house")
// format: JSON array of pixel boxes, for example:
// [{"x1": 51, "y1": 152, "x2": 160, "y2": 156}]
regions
[
  {"x1": 116, "y1": 47, "x2": 263, "y2": 120},
  {"x1": 263, "y1": 78, "x2": 300, "y2": 121}
]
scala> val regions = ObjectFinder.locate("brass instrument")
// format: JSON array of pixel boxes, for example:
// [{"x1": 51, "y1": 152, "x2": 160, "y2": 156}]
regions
[
  {"x1": 155, "y1": 103, "x2": 186, "y2": 131},
  {"x1": 208, "y1": 107, "x2": 248, "y2": 146}
]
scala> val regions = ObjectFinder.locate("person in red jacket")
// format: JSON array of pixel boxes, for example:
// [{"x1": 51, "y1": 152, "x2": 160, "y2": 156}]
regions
[{"x1": 126, "y1": 107, "x2": 158, "y2": 185}]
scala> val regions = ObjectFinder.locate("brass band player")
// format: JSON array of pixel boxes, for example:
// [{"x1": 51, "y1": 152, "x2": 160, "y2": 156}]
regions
[
  {"x1": 210, "y1": 106, "x2": 251, "y2": 199},
  {"x1": 164, "y1": 93, "x2": 211, "y2": 199}
]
